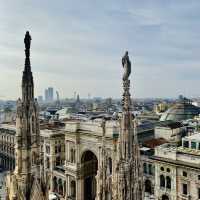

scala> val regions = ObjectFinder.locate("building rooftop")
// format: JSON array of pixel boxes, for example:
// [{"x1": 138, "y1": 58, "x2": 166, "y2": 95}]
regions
[
  {"x1": 40, "y1": 129, "x2": 64, "y2": 138},
  {"x1": 143, "y1": 138, "x2": 168, "y2": 149},
  {"x1": 154, "y1": 142, "x2": 200, "y2": 166},
  {"x1": 64, "y1": 120, "x2": 119, "y2": 138},
  {"x1": 156, "y1": 121, "x2": 183, "y2": 129},
  {"x1": 160, "y1": 99, "x2": 200, "y2": 122},
  {"x1": 184, "y1": 133, "x2": 200, "y2": 141}
]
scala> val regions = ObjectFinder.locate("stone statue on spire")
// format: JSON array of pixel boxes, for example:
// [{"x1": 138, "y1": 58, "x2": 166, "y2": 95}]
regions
[
  {"x1": 122, "y1": 51, "x2": 131, "y2": 81},
  {"x1": 24, "y1": 31, "x2": 31, "y2": 57},
  {"x1": 122, "y1": 51, "x2": 131, "y2": 111}
]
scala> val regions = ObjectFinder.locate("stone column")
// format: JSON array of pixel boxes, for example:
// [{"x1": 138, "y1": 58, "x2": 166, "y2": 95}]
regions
[{"x1": 78, "y1": 178, "x2": 84, "y2": 200}]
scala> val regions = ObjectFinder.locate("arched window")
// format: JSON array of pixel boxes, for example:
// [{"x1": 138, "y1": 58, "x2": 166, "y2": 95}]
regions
[
  {"x1": 162, "y1": 194, "x2": 169, "y2": 200},
  {"x1": 32, "y1": 116, "x2": 35, "y2": 133},
  {"x1": 167, "y1": 168, "x2": 170, "y2": 173},
  {"x1": 58, "y1": 178, "x2": 63, "y2": 195},
  {"x1": 73, "y1": 149, "x2": 76, "y2": 163},
  {"x1": 56, "y1": 156, "x2": 61, "y2": 166},
  {"x1": 71, "y1": 180, "x2": 76, "y2": 197},
  {"x1": 63, "y1": 181, "x2": 66, "y2": 196},
  {"x1": 58, "y1": 145, "x2": 61, "y2": 153},
  {"x1": 143, "y1": 163, "x2": 147, "y2": 174},
  {"x1": 183, "y1": 171, "x2": 187, "y2": 177},
  {"x1": 70, "y1": 149, "x2": 73, "y2": 163},
  {"x1": 160, "y1": 175, "x2": 165, "y2": 188},
  {"x1": 166, "y1": 176, "x2": 171, "y2": 189},
  {"x1": 108, "y1": 158, "x2": 112, "y2": 175},
  {"x1": 145, "y1": 179, "x2": 152, "y2": 194},
  {"x1": 53, "y1": 177, "x2": 58, "y2": 192},
  {"x1": 46, "y1": 157, "x2": 50, "y2": 169},
  {"x1": 32, "y1": 152, "x2": 36, "y2": 165},
  {"x1": 70, "y1": 149, "x2": 76, "y2": 163},
  {"x1": 149, "y1": 164, "x2": 153, "y2": 175}
]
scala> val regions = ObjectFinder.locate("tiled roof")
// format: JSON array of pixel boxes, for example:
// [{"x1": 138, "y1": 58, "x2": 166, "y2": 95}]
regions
[{"x1": 144, "y1": 138, "x2": 168, "y2": 149}]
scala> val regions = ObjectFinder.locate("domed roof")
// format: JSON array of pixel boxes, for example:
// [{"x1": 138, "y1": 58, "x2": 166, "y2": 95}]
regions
[{"x1": 160, "y1": 100, "x2": 200, "y2": 122}]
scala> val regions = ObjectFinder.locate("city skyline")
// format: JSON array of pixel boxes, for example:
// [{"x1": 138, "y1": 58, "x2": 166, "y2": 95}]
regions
[{"x1": 1, "y1": 0, "x2": 200, "y2": 100}]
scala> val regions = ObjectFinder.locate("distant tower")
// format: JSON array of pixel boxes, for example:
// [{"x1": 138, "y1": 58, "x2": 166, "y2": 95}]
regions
[
  {"x1": 114, "y1": 51, "x2": 143, "y2": 200},
  {"x1": 6, "y1": 31, "x2": 46, "y2": 200},
  {"x1": 48, "y1": 87, "x2": 54, "y2": 102},
  {"x1": 44, "y1": 87, "x2": 54, "y2": 102},
  {"x1": 76, "y1": 94, "x2": 80, "y2": 103}
]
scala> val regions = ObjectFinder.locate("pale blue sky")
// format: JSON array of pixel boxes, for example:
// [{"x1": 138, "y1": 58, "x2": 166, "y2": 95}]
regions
[{"x1": 1, "y1": 0, "x2": 200, "y2": 100}]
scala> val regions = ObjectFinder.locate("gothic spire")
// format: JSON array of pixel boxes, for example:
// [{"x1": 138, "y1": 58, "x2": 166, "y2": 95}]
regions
[
  {"x1": 22, "y1": 31, "x2": 34, "y2": 102},
  {"x1": 120, "y1": 51, "x2": 133, "y2": 160},
  {"x1": 116, "y1": 51, "x2": 143, "y2": 200}
]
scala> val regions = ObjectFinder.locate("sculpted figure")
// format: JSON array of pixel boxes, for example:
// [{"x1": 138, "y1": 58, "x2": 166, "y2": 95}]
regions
[
  {"x1": 122, "y1": 51, "x2": 131, "y2": 81},
  {"x1": 24, "y1": 31, "x2": 31, "y2": 50}
]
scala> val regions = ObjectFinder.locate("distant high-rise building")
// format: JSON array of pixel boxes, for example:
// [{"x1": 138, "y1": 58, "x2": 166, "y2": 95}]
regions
[
  {"x1": 76, "y1": 94, "x2": 80, "y2": 103},
  {"x1": 48, "y1": 87, "x2": 53, "y2": 101},
  {"x1": 44, "y1": 87, "x2": 54, "y2": 102}
]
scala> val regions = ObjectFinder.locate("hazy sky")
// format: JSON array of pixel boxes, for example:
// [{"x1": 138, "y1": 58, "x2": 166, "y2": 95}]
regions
[{"x1": 1, "y1": 0, "x2": 200, "y2": 100}]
